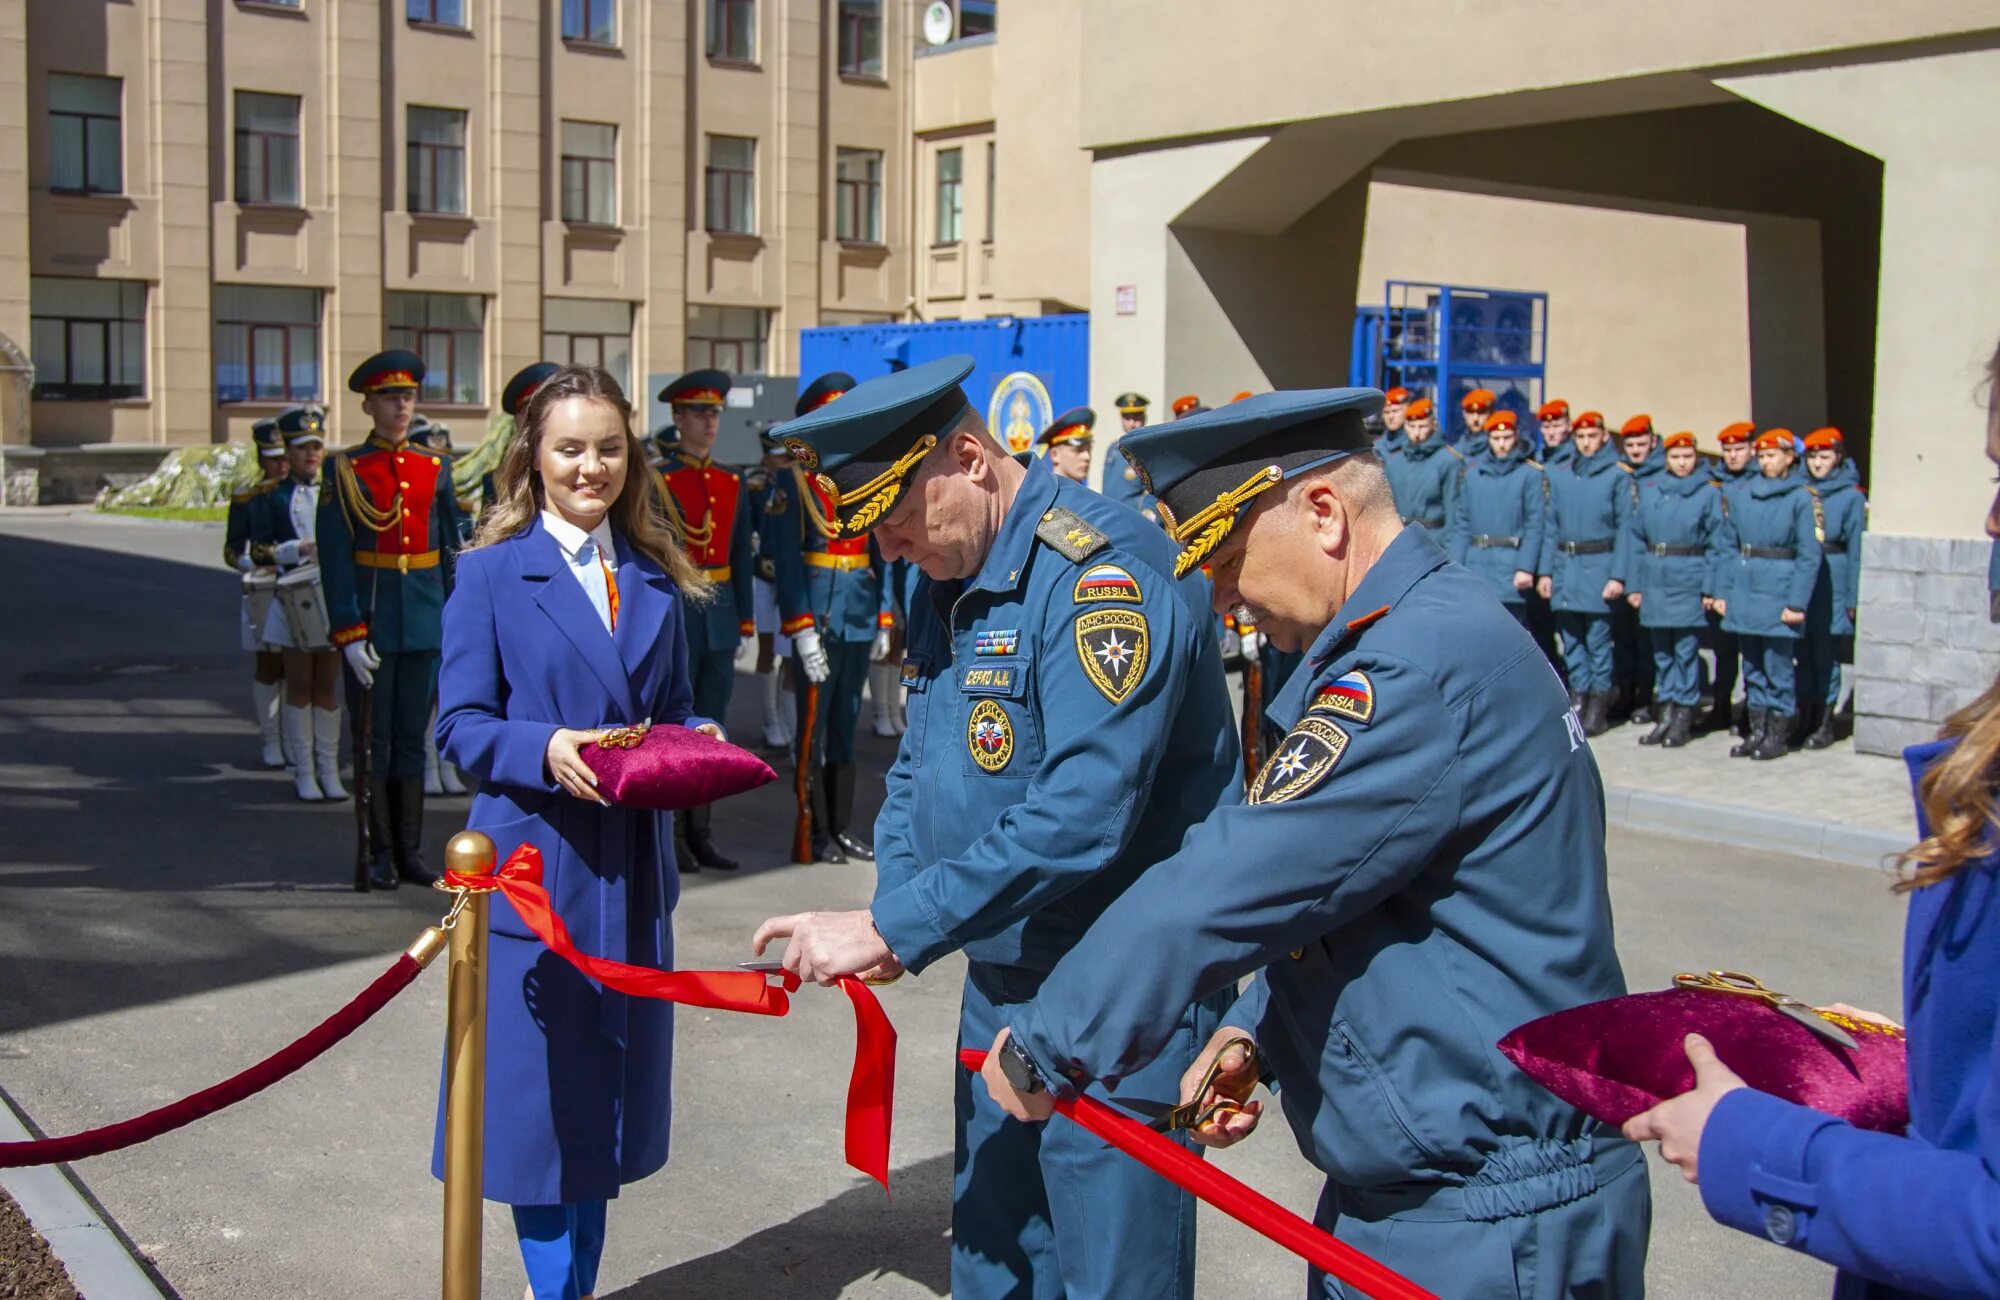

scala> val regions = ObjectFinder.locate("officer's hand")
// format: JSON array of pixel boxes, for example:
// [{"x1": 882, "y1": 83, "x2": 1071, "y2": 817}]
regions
[
  {"x1": 1621, "y1": 1033, "x2": 1746, "y2": 1184},
  {"x1": 1781, "y1": 607, "x2": 1806, "y2": 626},
  {"x1": 1627, "y1": 592, "x2": 1642, "y2": 609},
  {"x1": 545, "y1": 728, "x2": 610, "y2": 805},
  {"x1": 1513, "y1": 570, "x2": 1533, "y2": 591},
  {"x1": 981, "y1": 1027, "x2": 1056, "y2": 1123},
  {"x1": 749, "y1": 909, "x2": 892, "y2": 986},
  {"x1": 871, "y1": 628, "x2": 893, "y2": 662},
  {"x1": 341, "y1": 640, "x2": 380, "y2": 688},
  {"x1": 1536, "y1": 576, "x2": 1553, "y2": 600},
  {"x1": 300, "y1": 540, "x2": 319, "y2": 561},
  {"x1": 795, "y1": 629, "x2": 831, "y2": 684},
  {"x1": 1711, "y1": 598, "x2": 1728, "y2": 617},
  {"x1": 1180, "y1": 1026, "x2": 1263, "y2": 1149},
  {"x1": 1602, "y1": 579, "x2": 1626, "y2": 601}
]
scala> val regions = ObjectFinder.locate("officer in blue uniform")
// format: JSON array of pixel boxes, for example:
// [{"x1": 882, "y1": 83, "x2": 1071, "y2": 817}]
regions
[
  {"x1": 771, "y1": 371, "x2": 891, "y2": 864},
  {"x1": 1704, "y1": 422, "x2": 1758, "y2": 734},
  {"x1": 1538, "y1": 410, "x2": 1633, "y2": 736},
  {"x1": 1798, "y1": 426, "x2": 1866, "y2": 749},
  {"x1": 1100, "y1": 391, "x2": 1155, "y2": 517},
  {"x1": 978, "y1": 387, "x2": 1650, "y2": 1300},
  {"x1": 1037, "y1": 406, "x2": 1095, "y2": 486},
  {"x1": 749, "y1": 355, "x2": 1239, "y2": 1300},
  {"x1": 1614, "y1": 415, "x2": 1665, "y2": 726},
  {"x1": 320, "y1": 349, "x2": 465, "y2": 889},
  {"x1": 229, "y1": 418, "x2": 289, "y2": 770},
  {"x1": 1380, "y1": 396, "x2": 1460, "y2": 532},
  {"x1": 1623, "y1": 430, "x2": 1727, "y2": 748},
  {"x1": 656, "y1": 369, "x2": 755, "y2": 870},
  {"x1": 1446, "y1": 407, "x2": 1545, "y2": 626},
  {"x1": 1457, "y1": 387, "x2": 1497, "y2": 462},
  {"x1": 1537, "y1": 398, "x2": 1574, "y2": 468},
  {"x1": 1713, "y1": 429, "x2": 1821, "y2": 761},
  {"x1": 1376, "y1": 385, "x2": 1413, "y2": 457}
]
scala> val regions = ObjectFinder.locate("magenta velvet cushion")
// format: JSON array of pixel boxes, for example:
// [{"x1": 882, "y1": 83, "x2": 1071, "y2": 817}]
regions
[
  {"x1": 581, "y1": 723, "x2": 776, "y2": 811},
  {"x1": 1498, "y1": 987, "x2": 1909, "y2": 1134}
]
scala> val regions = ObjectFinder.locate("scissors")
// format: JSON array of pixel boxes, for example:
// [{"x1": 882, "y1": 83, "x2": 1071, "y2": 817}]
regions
[
  {"x1": 1114, "y1": 1036, "x2": 1259, "y2": 1134},
  {"x1": 1672, "y1": 970, "x2": 1858, "y2": 1050},
  {"x1": 737, "y1": 959, "x2": 902, "y2": 987}
]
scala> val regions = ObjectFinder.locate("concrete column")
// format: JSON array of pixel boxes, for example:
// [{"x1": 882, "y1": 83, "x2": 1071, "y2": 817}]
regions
[
  {"x1": 0, "y1": 0, "x2": 30, "y2": 450},
  {"x1": 493, "y1": 0, "x2": 541, "y2": 402},
  {"x1": 153, "y1": 0, "x2": 212, "y2": 445},
  {"x1": 329, "y1": 0, "x2": 386, "y2": 445}
]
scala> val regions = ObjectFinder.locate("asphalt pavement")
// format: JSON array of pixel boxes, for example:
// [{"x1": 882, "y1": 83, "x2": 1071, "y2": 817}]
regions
[{"x1": 0, "y1": 508, "x2": 1910, "y2": 1298}]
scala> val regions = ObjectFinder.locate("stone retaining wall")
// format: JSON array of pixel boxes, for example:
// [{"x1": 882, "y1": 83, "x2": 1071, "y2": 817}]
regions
[{"x1": 1853, "y1": 532, "x2": 2000, "y2": 755}]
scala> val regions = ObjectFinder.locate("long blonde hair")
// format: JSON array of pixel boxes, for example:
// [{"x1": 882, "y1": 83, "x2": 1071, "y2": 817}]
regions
[{"x1": 470, "y1": 365, "x2": 711, "y2": 600}]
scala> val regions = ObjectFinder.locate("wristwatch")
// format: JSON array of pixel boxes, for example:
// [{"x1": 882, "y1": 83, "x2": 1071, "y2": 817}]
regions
[{"x1": 999, "y1": 1036, "x2": 1046, "y2": 1095}]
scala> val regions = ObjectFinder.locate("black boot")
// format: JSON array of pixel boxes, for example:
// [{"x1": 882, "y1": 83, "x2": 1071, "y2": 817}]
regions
[
  {"x1": 1637, "y1": 704, "x2": 1672, "y2": 746},
  {"x1": 808, "y1": 768, "x2": 845, "y2": 864},
  {"x1": 1580, "y1": 692, "x2": 1611, "y2": 738},
  {"x1": 674, "y1": 809, "x2": 699, "y2": 873},
  {"x1": 393, "y1": 776, "x2": 437, "y2": 886},
  {"x1": 367, "y1": 777, "x2": 399, "y2": 890},
  {"x1": 1752, "y1": 717, "x2": 1791, "y2": 760},
  {"x1": 687, "y1": 804, "x2": 739, "y2": 871},
  {"x1": 828, "y1": 763, "x2": 874, "y2": 861},
  {"x1": 1730, "y1": 708, "x2": 1764, "y2": 758},
  {"x1": 1629, "y1": 689, "x2": 1654, "y2": 728},
  {"x1": 1803, "y1": 704, "x2": 1839, "y2": 750},
  {"x1": 1659, "y1": 703, "x2": 1696, "y2": 749}
]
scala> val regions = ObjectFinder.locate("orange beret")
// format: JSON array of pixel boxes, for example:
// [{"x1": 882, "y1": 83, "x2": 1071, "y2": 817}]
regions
[
  {"x1": 1663, "y1": 431, "x2": 1696, "y2": 451},
  {"x1": 1803, "y1": 426, "x2": 1844, "y2": 451},
  {"x1": 1754, "y1": 428, "x2": 1795, "y2": 452},
  {"x1": 1384, "y1": 386, "x2": 1412, "y2": 405},
  {"x1": 1485, "y1": 410, "x2": 1519, "y2": 433},
  {"x1": 1572, "y1": 411, "x2": 1605, "y2": 431},
  {"x1": 1404, "y1": 397, "x2": 1434, "y2": 420},
  {"x1": 1536, "y1": 399, "x2": 1569, "y2": 421},
  {"x1": 1620, "y1": 414, "x2": 1654, "y2": 438},
  {"x1": 1171, "y1": 394, "x2": 1202, "y2": 416},
  {"x1": 1716, "y1": 421, "x2": 1755, "y2": 446},
  {"x1": 1461, "y1": 388, "x2": 1497, "y2": 412},
  {"x1": 1230, "y1": 390, "x2": 1254, "y2": 404}
]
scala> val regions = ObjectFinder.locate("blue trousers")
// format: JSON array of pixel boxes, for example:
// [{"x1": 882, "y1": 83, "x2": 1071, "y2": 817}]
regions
[
  {"x1": 793, "y1": 636, "x2": 872, "y2": 766},
  {"x1": 514, "y1": 1200, "x2": 607, "y2": 1300},
  {"x1": 953, "y1": 961, "x2": 1224, "y2": 1300},
  {"x1": 1648, "y1": 627, "x2": 1702, "y2": 706},
  {"x1": 1739, "y1": 634, "x2": 1797, "y2": 715},
  {"x1": 1795, "y1": 623, "x2": 1842, "y2": 711},
  {"x1": 686, "y1": 646, "x2": 737, "y2": 733},
  {"x1": 344, "y1": 649, "x2": 438, "y2": 777},
  {"x1": 1555, "y1": 612, "x2": 1614, "y2": 693}
]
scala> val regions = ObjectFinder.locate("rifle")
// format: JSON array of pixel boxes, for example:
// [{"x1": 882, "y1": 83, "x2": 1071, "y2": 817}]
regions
[
  {"x1": 1240, "y1": 653, "x2": 1264, "y2": 795},
  {"x1": 791, "y1": 682, "x2": 820, "y2": 863}
]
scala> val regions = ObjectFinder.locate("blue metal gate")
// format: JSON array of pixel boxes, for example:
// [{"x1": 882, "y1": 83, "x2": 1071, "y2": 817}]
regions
[{"x1": 1352, "y1": 283, "x2": 1549, "y2": 450}]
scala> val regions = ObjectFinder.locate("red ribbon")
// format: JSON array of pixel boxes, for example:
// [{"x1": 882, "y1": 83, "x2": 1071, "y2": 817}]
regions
[
  {"x1": 957, "y1": 1049, "x2": 1435, "y2": 1300},
  {"x1": 451, "y1": 845, "x2": 896, "y2": 1190}
]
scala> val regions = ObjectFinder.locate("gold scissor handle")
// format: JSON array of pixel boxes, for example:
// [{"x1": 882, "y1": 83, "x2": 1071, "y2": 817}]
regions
[{"x1": 1674, "y1": 969, "x2": 1780, "y2": 1003}]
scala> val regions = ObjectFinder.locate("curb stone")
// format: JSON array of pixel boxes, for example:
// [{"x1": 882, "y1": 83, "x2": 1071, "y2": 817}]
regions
[{"x1": 0, "y1": 1091, "x2": 172, "y2": 1300}]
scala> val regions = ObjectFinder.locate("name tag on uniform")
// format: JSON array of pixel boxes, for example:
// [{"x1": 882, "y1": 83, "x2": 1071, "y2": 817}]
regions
[{"x1": 960, "y1": 656, "x2": 1028, "y2": 698}]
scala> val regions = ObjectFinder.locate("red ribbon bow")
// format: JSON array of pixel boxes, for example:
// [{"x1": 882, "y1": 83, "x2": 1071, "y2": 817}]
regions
[{"x1": 449, "y1": 845, "x2": 896, "y2": 1190}]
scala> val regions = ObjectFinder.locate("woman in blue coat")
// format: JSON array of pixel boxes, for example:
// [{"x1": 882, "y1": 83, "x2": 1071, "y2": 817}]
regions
[
  {"x1": 1380, "y1": 397, "x2": 1461, "y2": 532},
  {"x1": 1446, "y1": 408, "x2": 1545, "y2": 625},
  {"x1": 1536, "y1": 412, "x2": 1633, "y2": 736},
  {"x1": 1798, "y1": 427, "x2": 1867, "y2": 750},
  {"x1": 436, "y1": 364, "x2": 721, "y2": 1300},
  {"x1": 1623, "y1": 431, "x2": 1727, "y2": 748},
  {"x1": 1712, "y1": 429, "x2": 1821, "y2": 761}
]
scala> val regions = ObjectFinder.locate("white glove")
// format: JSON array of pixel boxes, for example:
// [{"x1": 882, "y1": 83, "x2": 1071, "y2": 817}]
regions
[
  {"x1": 342, "y1": 639, "x2": 381, "y2": 688},
  {"x1": 872, "y1": 628, "x2": 893, "y2": 662},
  {"x1": 1239, "y1": 630, "x2": 1263, "y2": 659},
  {"x1": 277, "y1": 539, "x2": 303, "y2": 566},
  {"x1": 795, "y1": 629, "x2": 831, "y2": 684}
]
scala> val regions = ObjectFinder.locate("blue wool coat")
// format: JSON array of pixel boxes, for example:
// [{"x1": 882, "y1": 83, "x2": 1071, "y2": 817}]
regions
[
  {"x1": 1701, "y1": 739, "x2": 2000, "y2": 1298},
  {"x1": 433, "y1": 518, "x2": 715, "y2": 1205},
  {"x1": 1716, "y1": 473, "x2": 1821, "y2": 640},
  {"x1": 1446, "y1": 445, "x2": 1546, "y2": 606},
  {"x1": 1539, "y1": 446, "x2": 1634, "y2": 613},
  {"x1": 1623, "y1": 470, "x2": 1727, "y2": 629},
  {"x1": 1809, "y1": 462, "x2": 1867, "y2": 635},
  {"x1": 1382, "y1": 438, "x2": 1461, "y2": 530}
]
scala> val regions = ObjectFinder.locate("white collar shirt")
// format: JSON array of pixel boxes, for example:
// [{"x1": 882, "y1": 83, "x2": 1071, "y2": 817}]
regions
[{"x1": 541, "y1": 510, "x2": 620, "y2": 635}]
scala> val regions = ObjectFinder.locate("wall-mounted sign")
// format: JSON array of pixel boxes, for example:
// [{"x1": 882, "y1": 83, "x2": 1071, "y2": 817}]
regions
[
  {"x1": 987, "y1": 371, "x2": 1054, "y2": 456},
  {"x1": 1115, "y1": 284, "x2": 1137, "y2": 316}
]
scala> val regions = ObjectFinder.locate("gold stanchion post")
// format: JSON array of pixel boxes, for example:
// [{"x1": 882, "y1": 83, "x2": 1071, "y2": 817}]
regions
[{"x1": 439, "y1": 830, "x2": 495, "y2": 1300}]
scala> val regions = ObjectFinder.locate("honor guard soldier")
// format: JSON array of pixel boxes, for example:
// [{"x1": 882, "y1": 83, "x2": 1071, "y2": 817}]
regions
[
  {"x1": 979, "y1": 388, "x2": 1650, "y2": 1300},
  {"x1": 1101, "y1": 392, "x2": 1155, "y2": 517},
  {"x1": 319, "y1": 350, "x2": 465, "y2": 888},
  {"x1": 746, "y1": 419, "x2": 797, "y2": 749},
  {"x1": 230, "y1": 418, "x2": 289, "y2": 769},
  {"x1": 1036, "y1": 406, "x2": 1094, "y2": 486},
  {"x1": 1446, "y1": 407, "x2": 1545, "y2": 628},
  {"x1": 1799, "y1": 426, "x2": 1866, "y2": 749},
  {"x1": 1713, "y1": 429, "x2": 1821, "y2": 760},
  {"x1": 1622, "y1": 431, "x2": 1727, "y2": 748},
  {"x1": 656, "y1": 368, "x2": 755, "y2": 870},
  {"x1": 752, "y1": 355, "x2": 1240, "y2": 1300},
  {"x1": 1537, "y1": 409, "x2": 1632, "y2": 736},
  {"x1": 1380, "y1": 396, "x2": 1460, "y2": 531},
  {"x1": 1377, "y1": 385, "x2": 1413, "y2": 456},
  {"x1": 1537, "y1": 397, "x2": 1573, "y2": 466},
  {"x1": 1704, "y1": 421, "x2": 1758, "y2": 733},
  {"x1": 1459, "y1": 386, "x2": 1498, "y2": 459},
  {"x1": 492, "y1": 362, "x2": 561, "y2": 520}
]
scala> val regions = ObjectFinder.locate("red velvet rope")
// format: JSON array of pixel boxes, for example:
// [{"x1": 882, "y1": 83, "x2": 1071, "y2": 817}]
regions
[
  {"x1": 0, "y1": 955, "x2": 423, "y2": 1168},
  {"x1": 957, "y1": 1049, "x2": 1435, "y2": 1300},
  {"x1": 451, "y1": 843, "x2": 896, "y2": 1190}
]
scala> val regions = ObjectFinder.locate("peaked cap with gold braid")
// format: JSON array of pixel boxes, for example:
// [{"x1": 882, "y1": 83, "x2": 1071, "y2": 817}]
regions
[
  {"x1": 771, "y1": 354, "x2": 976, "y2": 538},
  {"x1": 1117, "y1": 388, "x2": 1382, "y2": 578}
]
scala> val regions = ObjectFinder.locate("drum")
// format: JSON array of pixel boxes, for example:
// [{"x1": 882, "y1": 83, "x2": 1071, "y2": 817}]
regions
[
  {"x1": 275, "y1": 564, "x2": 332, "y2": 650},
  {"x1": 242, "y1": 570, "x2": 278, "y2": 651}
]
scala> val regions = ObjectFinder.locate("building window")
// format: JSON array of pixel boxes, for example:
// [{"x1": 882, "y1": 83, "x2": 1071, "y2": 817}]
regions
[
  {"x1": 406, "y1": 106, "x2": 467, "y2": 215},
  {"x1": 544, "y1": 299, "x2": 633, "y2": 396},
  {"x1": 234, "y1": 92, "x2": 301, "y2": 206},
  {"x1": 387, "y1": 292, "x2": 483, "y2": 403},
  {"x1": 406, "y1": 0, "x2": 466, "y2": 25},
  {"x1": 215, "y1": 285, "x2": 321, "y2": 403},
  {"x1": 47, "y1": 74, "x2": 122, "y2": 196},
  {"x1": 985, "y1": 142, "x2": 996, "y2": 242},
  {"x1": 705, "y1": 135, "x2": 756, "y2": 235},
  {"x1": 559, "y1": 121, "x2": 616, "y2": 226},
  {"x1": 934, "y1": 147, "x2": 962, "y2": 245},
  {"x1": 707, "y1": 0, "x2": 755, "y2": 61},
  {"x1": 837, "y1": 0, "x2": 881, "y2": 77},
  {"x1": 835, "y1": 148, "x2": 882, "y2": 244},
  {"x1": 686, "y1": 305, "x2": 766, "y2": 375},
  {"x1": 30, "y1": 277, "x2": 145, "y2": 401},
  {"x1": 561, "y1": 0, "x2": 616, "y2": 44},
  {"x1": 959, "y1": 0, "x2": 995, "y2": 38}
]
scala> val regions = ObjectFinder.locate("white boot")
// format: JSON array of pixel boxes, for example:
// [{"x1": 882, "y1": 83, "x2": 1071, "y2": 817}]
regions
[
  {"x1": 760, "y1": 670, "x2": 789, "y2": 748},
  {"x1": 283, "y1": 705, "x2": 323, "y2": 801},
  {"x1": 869, "y1": 662, "x2": 900, "y2": 737},
  {"x1": 313, "y1": 706, "x2": 348, "y2": 800},
  {"x1": 254, "y1": 679, "x2": 286, "y2": 768}
]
